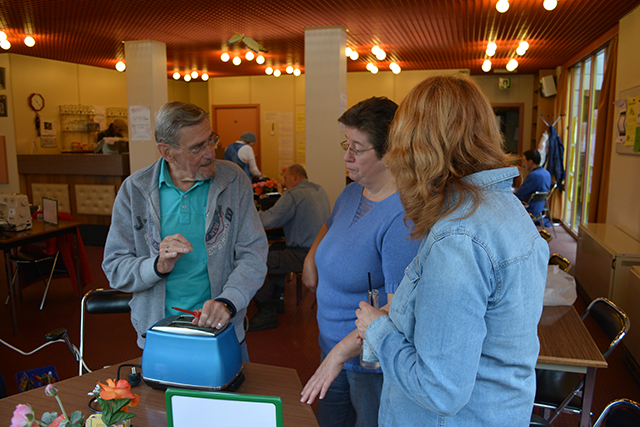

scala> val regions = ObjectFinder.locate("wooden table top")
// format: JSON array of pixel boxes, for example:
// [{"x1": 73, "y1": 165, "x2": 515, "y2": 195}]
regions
[
  {"x1": 0, "y1": 220, "x2": 78, "y2": 249},
  {"x1": 0, "y1": 358, "x2": 319, "y2": 427},
  {"x1": 538, "y1": 305, "x2": 607, "y2": 370}
]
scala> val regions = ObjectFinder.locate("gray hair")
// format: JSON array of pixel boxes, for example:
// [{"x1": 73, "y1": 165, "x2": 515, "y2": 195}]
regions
[{"x1": 155, "y1": 102, "x2": 209, "y2": 145}]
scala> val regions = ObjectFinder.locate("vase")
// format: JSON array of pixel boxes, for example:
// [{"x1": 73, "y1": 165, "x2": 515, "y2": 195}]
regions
[{"x1": 85, "y1": 414, "x2": 131, "y2": 427}]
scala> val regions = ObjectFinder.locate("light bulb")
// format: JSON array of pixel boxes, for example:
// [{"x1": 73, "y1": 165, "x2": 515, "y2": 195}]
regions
[
  {"x1": 543, "y1": 0, "x2": 557, "y2": 11},
  {"x1": 232, "y1": 57, "x2": 241, "y2": 66},
  {"x1": 482, "y1": 59, "x2": 492, "y2": 72},
  {"x1": 245, "y1": 51, "x2": 254, "y2": 61},
  {"x1": 286, "y1": 66, "x2": 294, "y2": 74},
  {"x1": 366, "y1": 63, "x2": 374, "y2": 71},
  {"x1": 115, "y1": 61, "x2": 126, "y2": 72},
  {"x1": 221, "y1": 52, "x2": 230, "y2": 62},
  {"x1": 390, "y1": 63, "x2": 401, "y2": 74},
  {"x1": 173, "y1": 72, "x2": 181, "y2": 80},
  {"x1": 496, "y1": 0, "x2": 509, "y2": 13},
  {"x1": 1, "y1": 39, "x2": 11, "y2": 50},
  {"x1": 375, "y1": 50, "x2": 386, "y2": 61},
  {"x1": 201, "y1": 73, "x2": 209, "y2": 81},
  {"x1": 191, "y1": 71, "x2": 198, "y2": 79},
  {"x1": 265, "y1": 67, "x2": 273, "y2": 75},
  {"x1": 274, "y1": 69, "x2": 281, "y2": 77},
  {"x1": 184, "y1": 74, "x2": 191, "y2": 82},
  {"x1": 256, "y1": 55, "x2": 265, "y2": 64},
  {"x1": 371, "y1": 66, "x2": 379, "y2": 74},
  {"x1": 0, "y1": 31, "x2": 6, "y2": 41},
  {"x1": 24, "y1": 36, "x2": 35, "y2": 47},
  {"x1": 293, "y1": 68, "x2": 301, "y2": 76},
  {"x1": 346, "y1": 47, "x2": 353, "y2": 57},
  {"x1": 371, "y1": 45, "x2": 381, "y2": 55},
  {"x1": 506, "y1": 59, "x2": 518, "y2": 71},
  {"x1": 349, "y1": 51, "x2": 359, "y2": 60},
  {"x1": 486, "y1": 41, "x2": 497, "y2": 56}
]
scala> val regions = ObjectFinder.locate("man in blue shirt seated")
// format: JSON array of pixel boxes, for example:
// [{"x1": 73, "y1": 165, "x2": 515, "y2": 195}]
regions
[
  {"x1": 514, "y1": 149, "x2": 551, "y2": 221},
  {"x1": 248, "y1": 164, "x2": 331, "y2": 331}
]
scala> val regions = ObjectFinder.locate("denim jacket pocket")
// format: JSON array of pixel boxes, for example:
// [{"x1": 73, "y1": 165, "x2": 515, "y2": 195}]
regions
[{"x1": 390, "y1": 258, "x2": 421, "y2": 315}]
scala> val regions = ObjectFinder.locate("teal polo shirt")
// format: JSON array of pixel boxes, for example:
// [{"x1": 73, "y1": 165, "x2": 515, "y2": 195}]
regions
[{"x1": 159, "y1": 159, "x2": 211, "y2": 316}]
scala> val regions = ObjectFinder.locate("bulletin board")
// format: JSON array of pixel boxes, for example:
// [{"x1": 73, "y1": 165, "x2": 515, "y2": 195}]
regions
[{"x1": 616, "y1": 84, "x2": 640, "y2": 156}]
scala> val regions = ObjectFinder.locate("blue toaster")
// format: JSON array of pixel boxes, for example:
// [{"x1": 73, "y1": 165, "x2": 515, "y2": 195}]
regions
[{"x1": 142, "y1": 315, "x2": 244, "y2": 391}]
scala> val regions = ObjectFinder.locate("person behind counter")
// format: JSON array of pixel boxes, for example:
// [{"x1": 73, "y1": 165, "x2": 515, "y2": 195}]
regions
[
  {"x1": 248, "y1": 163, "x2": 330, "y2": 331},
  {"x1": 97, "y1": 118, "x2": 127, "y2": 141},
  {"x1": 300, "y1": 97, "x2": 420, "y2": 427},
  {"x1": 223, "y1": 131, "x2": 264, "y2": 180},
  {"x1": 102, "y1": 101, "x2": 268, "y2": 362},
  {"x1": 355, "y1": 75, "x2": 549, "y2": 426}
]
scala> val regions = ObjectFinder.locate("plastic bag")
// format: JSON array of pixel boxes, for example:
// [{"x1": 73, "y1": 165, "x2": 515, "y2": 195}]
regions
[{"x1": 543, "y1": 265, "x2": 577, "y2": 306}]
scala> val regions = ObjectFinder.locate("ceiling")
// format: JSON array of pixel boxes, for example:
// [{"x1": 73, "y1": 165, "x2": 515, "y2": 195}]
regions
[{"x1": 0, "y1": 0, "x2": 638, "y2": 80}]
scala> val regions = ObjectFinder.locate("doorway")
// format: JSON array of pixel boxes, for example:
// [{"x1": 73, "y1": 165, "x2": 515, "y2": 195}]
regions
[
  {"x1": 493, "y1": 104, "x2": 524, "y2": 155},
  {"x1": 211, "y1": 105, "x2": 261, "y2": 169}
]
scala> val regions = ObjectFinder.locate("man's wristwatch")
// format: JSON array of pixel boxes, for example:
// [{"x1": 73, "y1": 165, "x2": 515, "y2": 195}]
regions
[{"x1": 215, "y1": 298, "x2": 236, "y2": 318}]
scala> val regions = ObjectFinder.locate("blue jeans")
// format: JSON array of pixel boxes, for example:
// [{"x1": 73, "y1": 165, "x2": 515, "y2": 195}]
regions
[{"x1": 316, "y1": 352, "x2": 383, "y2": 427}]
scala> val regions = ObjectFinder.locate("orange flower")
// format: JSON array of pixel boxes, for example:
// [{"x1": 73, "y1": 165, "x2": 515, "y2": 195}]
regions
[
  {"x1": 255, "y1": 187, "x2": 263, "y2": 195},
  {"x1": 98, "y1": 379, "x2": 140, "y2": 407}
]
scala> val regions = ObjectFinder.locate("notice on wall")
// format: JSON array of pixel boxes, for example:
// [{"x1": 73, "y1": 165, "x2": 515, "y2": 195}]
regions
[
  {"x1": 264, "y1": 111, "x2": 280, "y2": 124},
  {"x1": 279, "y1": 136, "x2": 294, "y2": 159},
  {"x1": 129, "y1": 105, "x2": 152, "y2": 141},
  {"x1": 279, "y1": 113, "x2": 294, "y2": 136}
]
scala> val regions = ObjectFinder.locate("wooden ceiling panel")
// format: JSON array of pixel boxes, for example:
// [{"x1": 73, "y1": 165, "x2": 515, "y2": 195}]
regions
[{"x1": 0, "y1": 0, "x2": 637, "y2": 79}]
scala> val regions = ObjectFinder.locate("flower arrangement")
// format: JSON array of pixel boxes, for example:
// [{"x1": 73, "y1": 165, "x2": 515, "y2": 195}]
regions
[
  {"x1": 9, "y1": 379, "x2": 139, "y2": 427},
  {"x1": 252, "y1": 179, "x2": 279, "y2": 196},
  {"x1": 89, "y1": 379, "x2": 140, "y2": 426},
  {"x1": 10, "y1": 384, "x2": 84, "y2": 427}
]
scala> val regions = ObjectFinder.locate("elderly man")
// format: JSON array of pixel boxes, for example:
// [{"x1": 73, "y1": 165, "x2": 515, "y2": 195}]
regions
[
  {"x1": 103, "y1": 102, "x2": 268, "y2": 361},
  {"x1": 249, "y1": 164, "x2": 330, "y2": 331},
  {"x1": 223, "y1": 131, "x2": 264, "y2": 180}
]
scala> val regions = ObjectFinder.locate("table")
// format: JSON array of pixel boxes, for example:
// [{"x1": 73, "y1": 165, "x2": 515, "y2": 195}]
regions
[
  {"x1": 0, "y1": 219, "x2": 81, "y2": 335},
  {"x1": 537, "y1": 305, "x2": 607, "y2": 427},
  {"x1": 0, "y1": 358, "x2": 319, "y2": 427}
]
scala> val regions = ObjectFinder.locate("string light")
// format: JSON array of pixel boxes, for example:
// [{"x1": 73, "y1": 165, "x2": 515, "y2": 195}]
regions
[
  {"x1": 201, "y1": 73, "x2": 209, "y2": 81},
  {"x1": 265, "y1": 67, "x2": 273, "y2": 75},
  {"x1": 482, "y1": 59, "x2": 492, "y2": 72},
  {"x1": 346, "y1": 47, "x2": 353, "y2": 57},
  {"x1": 115, "y1": 61, "x2": 126, "y2": 72},
  {"x1": 173, "y1": 72, "x2": 181, "y2": 80},
  {"x1": 293, "y1": 68, "x2": 301, "y2": 76},
  {"x1": 184, "y1": 74, "x2": 191, "y2": 82},
  {"x1": 486, "y1": 42, "x2": 497, "y2": 57},
  {"x1": 375, "y1": 49, "x2": 386, "y2": 61},
  {"x1": 221, "y1": 52, "x2": 230, "y2": 62},
  {"x1": 516, "y1": 41, "x2": 529, "y2": 56},
  {"x1": 1, "y1": 39, "x2": 11, "y2": 50},
  {"x1": 245, "y1": 51, "x2": 254, "y2": 61},
  {"x1": 256, "y1": 55, "x2": 265, "y2": 64},
  {"x1": 543, "y1": 0, "x2": 558, "y2": 11},
  {"x1": 350, "y1": 50, "x2": 359, "y2": 60},
  {"x1": 286, "y1": 66, "x2": 293, "y2": 74},
  {"x1": 24, "y1": 36, "x2": 35, "y2": 47},
  {"x1": 506, "y1": 58, "x2": 519, "y2": 71},
  {"x1": 232, "y1": 57, "x2": 241, "y2": 66},
  {"x1": 191, "y1": 71, "x2": 199, "y2": 79},
  {"x1": 496, "y1": 0, "x2": 509, "y2": 13},
  {"x1": 273, "y1": 69, "x2": 281, "y2": 77},
  {"x1": 0, "y1": 31, "x2": 6, "y2": 41},
  {"x1": 389, "y1": 62, "x2": 401, "y2": 74}
]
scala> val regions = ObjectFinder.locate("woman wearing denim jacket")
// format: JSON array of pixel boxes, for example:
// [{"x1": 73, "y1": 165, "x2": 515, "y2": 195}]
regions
[{"x1": 356, "y1": 75, "x2": 549, "y2": 426}]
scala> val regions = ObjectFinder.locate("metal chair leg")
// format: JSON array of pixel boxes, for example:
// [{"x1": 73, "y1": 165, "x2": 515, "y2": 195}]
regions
[{"x1": 40, "y1": 251, "x2": 60, "y2": 310}]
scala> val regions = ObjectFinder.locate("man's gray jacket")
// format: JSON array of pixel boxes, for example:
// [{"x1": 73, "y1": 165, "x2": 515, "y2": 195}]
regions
[{"x1": 103, "y1": 159, "x2": 268, "y2": 348}]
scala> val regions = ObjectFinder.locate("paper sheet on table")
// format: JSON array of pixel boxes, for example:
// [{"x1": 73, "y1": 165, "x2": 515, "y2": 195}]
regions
[{"x1": 42, "y1": 197, "x2": 58, "y2": 225}]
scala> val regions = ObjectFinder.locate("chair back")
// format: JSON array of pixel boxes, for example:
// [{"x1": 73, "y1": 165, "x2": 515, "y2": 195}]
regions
[
  {"x1": 528, "y1": 191, "x2": 549, "y2": 204},
  {"x1": 593, "y1": 398, "x2": 640, "y2": 427},
  {"x1": 539, "y1": 229, "x2": 552, "y2": 243},
  {"x1": 548, "y1": 253, "x2": 571, "y2": 272},
  {"x1": 582, "y1": 298, "x2": 630, "y2": 359}
]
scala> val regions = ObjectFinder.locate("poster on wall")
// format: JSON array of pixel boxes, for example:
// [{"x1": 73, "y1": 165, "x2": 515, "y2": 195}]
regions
[
  {"x1": 0, "y1": 95, "x2": 7, "y2": 117},
  {"x1": 129, "y1": 105, "x2": 152, "y2": 141}
]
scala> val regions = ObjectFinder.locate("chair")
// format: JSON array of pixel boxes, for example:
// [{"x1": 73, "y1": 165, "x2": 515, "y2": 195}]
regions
[
  {"x1": 548, "y1": 253, "x2": 571, "y2": 272},
  {"x1": 530, "y1": 414, "x2": 552, "y2": 427},
  {"x1": 525, "y1": 190, "x2": 552, "y2": 234},
  {"x1": 593, "y1": 398, "x2": 640, "y2": 427},
  {"x1": 534, "y1": 298, "x2": 630, "y2": 423},
  {"x1": 6, "y1": 247, "x2": 64, "y2": 310},
  {"x1": 287, "y1": 272, "x2": 316, "y2": 325},
  {"x1": 79, "y1": 288, "x2": 132, "y2": 375},
  {"x1": 539, "y1": 229, "x2": 553, "y2": 243}
]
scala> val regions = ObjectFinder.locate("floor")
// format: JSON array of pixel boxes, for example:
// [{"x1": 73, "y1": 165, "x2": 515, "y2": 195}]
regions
[{"x1": 1, "y1": 223, "x2": 639, "y2": 426}]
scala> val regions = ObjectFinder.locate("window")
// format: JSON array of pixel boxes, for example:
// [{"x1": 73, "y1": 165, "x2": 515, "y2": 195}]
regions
[{"x1": 562, "y1": 48, "x2": 607, "y2": 233}]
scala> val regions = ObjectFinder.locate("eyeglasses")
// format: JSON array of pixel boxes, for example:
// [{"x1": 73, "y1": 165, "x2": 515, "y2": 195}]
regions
[
  {"x1": 340, "y1": 140, "x2": 375, "y2": 156},
  {"x1": 171, "y1": 133, "x2": 220, "y2": 157}
]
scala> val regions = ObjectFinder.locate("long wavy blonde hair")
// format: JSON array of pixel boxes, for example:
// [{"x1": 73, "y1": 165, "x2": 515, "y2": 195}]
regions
[{"x1": 386, "y1": 75, "x2": 516, "y2": 240}]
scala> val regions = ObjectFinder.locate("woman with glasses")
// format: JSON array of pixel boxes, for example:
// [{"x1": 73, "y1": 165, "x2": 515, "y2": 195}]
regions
[
  {"x1": 355, "y1": 75, "x2": 548, "y2": 426},
  {"x1": 301, "y1": 97, "x2": 419, "y2": 427}
]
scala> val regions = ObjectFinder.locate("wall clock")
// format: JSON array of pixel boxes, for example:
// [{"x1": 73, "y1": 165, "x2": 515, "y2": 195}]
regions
[{"x1": 28, "y1": 93, "x2": 45, "y2": 111}]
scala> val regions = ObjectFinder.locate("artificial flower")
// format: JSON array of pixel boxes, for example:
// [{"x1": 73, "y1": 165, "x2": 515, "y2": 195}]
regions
[
  {"x1": 98, "y1": 379, "x2": 140, "y2": 407},
  {"x1": 10, "y1": 404, "x2": 35, "y2": 427}
]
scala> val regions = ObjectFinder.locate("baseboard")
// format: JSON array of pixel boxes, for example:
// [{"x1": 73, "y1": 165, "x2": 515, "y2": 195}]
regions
[
  {"x1": 78, "y1": 224, "x2": 109, "y2": 247},
  {"x1": 622, "y1": 346, "x2": 640, "y2": 385}
]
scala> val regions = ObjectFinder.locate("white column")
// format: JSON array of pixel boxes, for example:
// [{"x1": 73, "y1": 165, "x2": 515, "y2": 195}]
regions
[
  {"x1": 124, "y1": 40, "x2": 168, "y2": 173},
  {"x1": 304, "y1": 26, "x2": 347, "y2": 207}
]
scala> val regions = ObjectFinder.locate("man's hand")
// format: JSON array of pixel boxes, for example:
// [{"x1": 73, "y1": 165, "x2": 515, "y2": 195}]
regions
[
  {"x1": 194, "y1": 299, "x2": 232, "y2": 329},
  {"x1": 157, "y1": 234, "x2": 193, "y2": 274}
]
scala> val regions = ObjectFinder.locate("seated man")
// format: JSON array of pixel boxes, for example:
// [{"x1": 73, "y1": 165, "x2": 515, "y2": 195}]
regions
[
  {"x1": 514, "y1": 149, "x2": 552, "y2": 220},
  {"x1": 102, "y1": 102, "x2": 268, "y2": 361},
  {"x1": 223, "y1": 131, "x2": 264, "y2": 180},
  {"x1": 249, "y1": 164, "x2": 330, "y2": 331}
]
